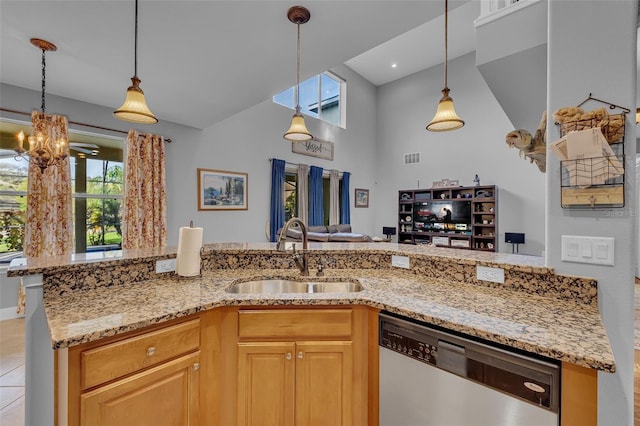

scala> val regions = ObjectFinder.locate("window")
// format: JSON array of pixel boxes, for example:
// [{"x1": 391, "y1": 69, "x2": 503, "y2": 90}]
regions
[
  {"x1": 282, "y1": 169, "x2": 343, "y2": 226},
  {"x1": 273, "y1": 71, "x2": 346, "y2": 128},
  {"x1": 0, "y1": 119, "x2": 124, "y2": 261}
]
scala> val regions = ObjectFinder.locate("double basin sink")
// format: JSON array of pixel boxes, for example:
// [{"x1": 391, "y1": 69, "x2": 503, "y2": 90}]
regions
[{"x1": 226, "y1": 279, "x2": 363, "y2": 294}]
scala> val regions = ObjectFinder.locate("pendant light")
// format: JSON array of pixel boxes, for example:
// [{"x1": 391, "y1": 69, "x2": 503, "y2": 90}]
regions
[
  {"x1": 283, "y1": 6, "x2": 313, "y2": 142},
  {"x1": 426, "y1": 0, "x2": 464, "y2": 132},
  {"x1": 14, "y1": 38, "x2": 69, "y2": 173},
  {"x1": 114, "y1": 0, "x2": 158, "y2": 124}
]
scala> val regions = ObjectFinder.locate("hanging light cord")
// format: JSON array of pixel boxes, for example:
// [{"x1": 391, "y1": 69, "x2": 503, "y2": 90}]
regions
[
  {"x1": 40, "y1": 47, "x2": 46, "y2": 113},
  {"x1": 134, "y1": 0, "x2": 139, "y2": 78},
  {"x1": 443, "y1": 0, "x2": 448, "y2": 90},
  {"x1": 295, "y1": 22, "x2": 301, "y2": 111}
]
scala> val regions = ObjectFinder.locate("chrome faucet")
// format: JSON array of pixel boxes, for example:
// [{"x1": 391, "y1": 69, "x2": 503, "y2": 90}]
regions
[{"x1": 276, "y1": 217, "x2": 309, "y2": 276}]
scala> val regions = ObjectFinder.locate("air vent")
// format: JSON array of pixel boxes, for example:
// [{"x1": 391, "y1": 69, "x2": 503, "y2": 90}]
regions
[{"x1": 404, "y1": 152, "x2": 420, "y2": 165}]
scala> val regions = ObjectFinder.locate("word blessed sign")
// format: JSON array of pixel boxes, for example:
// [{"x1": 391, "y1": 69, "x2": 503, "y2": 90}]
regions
[{"x1": 291, "y1": 138, "x2": 334, "y2": 161}]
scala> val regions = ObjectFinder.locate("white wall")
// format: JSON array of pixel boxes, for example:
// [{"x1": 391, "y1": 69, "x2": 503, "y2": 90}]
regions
[
  {"x1": 1, "y1": 65, "x2": 379, "y2": 246},
  {"x1": 165, "y1": 64, "x2": 378, "y2": 244},
  {"x1": 374, "y1": 52, "x2": 546, "y2": 255},
  {"x1": 0, "y1": 269, "x2": 21, "y2": 319},
  {"x1": 546, "y1": 1, "x2": 637, "y2": 424}
]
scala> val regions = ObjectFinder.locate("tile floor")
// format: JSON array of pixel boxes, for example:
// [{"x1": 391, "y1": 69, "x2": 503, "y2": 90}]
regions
[{"x1": 0, "y1": 318, "x2": 25, "y2": 426}]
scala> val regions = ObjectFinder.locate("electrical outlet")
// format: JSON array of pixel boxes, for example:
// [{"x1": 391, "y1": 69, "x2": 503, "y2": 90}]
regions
[
  {"x1": 391, "y1": 255, "x2": 410, "y2": 269},
  {"x1": 155, "y1": 258, "x2": 176, "y2": 273},
  {"x1": 476, "y1": 265, "x2": 504, "y2": 284}
]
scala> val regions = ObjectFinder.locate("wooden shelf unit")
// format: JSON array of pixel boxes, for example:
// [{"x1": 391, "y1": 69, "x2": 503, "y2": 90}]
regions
[{"x1": 398, "y1": 185, "x2": 498, "y2": 252}]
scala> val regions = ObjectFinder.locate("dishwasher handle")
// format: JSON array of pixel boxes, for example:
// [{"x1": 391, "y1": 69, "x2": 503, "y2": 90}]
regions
[{"x1": 435, "y1": 339, "x2": 467, "y2": 377}]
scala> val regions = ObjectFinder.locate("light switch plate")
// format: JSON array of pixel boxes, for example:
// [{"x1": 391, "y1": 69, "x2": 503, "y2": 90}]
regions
[
  {"x1": 561, "y1": 235, "x2": 614, "y2": 266},
  {"x1": 476, "y1": 265, "x2": 505, "y2": 284},
  {"x1": 391, "y1": 255, "x2": 410, "y2": 269},
  {"x1": 156, "y1": 258, "x2": 177, "y2": 273}
]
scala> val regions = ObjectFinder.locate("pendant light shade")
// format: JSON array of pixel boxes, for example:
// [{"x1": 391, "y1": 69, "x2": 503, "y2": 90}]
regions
[
  {"x1": 427, "y1": 0, "x2": 464, "y2": 132},
  {"x1": 114, "y1": 76, "x2": 157, "y2": 124},
  {"x1": 284, "y1": 109, "x2": 312, "y2": 141},
  {"x1": 426, "y1": 88, "x2": 464, "y2": 131},
  {"x1": 114, "y1": 0, "x2": 158, "y2": 124},
  {"x1": 284, "y1": 6, "x2": 312, "y2": 142}
]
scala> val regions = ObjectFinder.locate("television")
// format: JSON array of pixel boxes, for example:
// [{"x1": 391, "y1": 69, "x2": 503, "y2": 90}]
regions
[{"x1": 413, "y1": 201, "x2": 472, "y2": 233}]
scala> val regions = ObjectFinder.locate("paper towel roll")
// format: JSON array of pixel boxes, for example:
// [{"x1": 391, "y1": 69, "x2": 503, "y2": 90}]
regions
[{"x1": 176, "y1": 226, "x2": 203, "y2": 277}]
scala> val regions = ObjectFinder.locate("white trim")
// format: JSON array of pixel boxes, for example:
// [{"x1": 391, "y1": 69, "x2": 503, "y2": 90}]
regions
[
  {"x1": 474, "y1": 0, "x2": 543, "y2": 28},
  {"x1": 0, "y1": 306, "x2": 24, "y2": 321}
]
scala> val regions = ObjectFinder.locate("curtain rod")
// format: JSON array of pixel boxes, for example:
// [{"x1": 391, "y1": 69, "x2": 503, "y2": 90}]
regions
[
  {"x1": 268, "y1": 157, "x2": 346, "y2": 176},
  {"x1": 0, "y1": 107, "x2": 172, "y2": 143}
]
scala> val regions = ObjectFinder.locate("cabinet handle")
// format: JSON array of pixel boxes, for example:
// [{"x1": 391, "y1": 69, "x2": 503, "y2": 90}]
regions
[
  {"x1": 286, "y1": 352, "x2": 292, "y2": 360},
  {"x1": 298, "y1": 351, "x2": 304, "y2": 359},
  {"x1": 146, "y1": 346, "x2": 156, "y2": 357},
  {"x1": 192, "y1": 363, "x2": 200, "y2": 371}
]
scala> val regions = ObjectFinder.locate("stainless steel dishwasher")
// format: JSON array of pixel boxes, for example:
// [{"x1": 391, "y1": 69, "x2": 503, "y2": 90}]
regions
[{"x1": 379, "y1": 313, "x2": 559, "y2": 426}]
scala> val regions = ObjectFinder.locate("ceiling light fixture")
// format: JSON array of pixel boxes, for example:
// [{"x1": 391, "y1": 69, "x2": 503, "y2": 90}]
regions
[
  {"x1": 636, "y1": 108, "x2": 639, "y2": 124},
  {"x1": 14, "y1": 38, "x2": 68, "y2": 173},
  {"x1": 426, "y1": 0, "x2": 464, "y2": 132},
  {"x1": 114, "y1": 0, "x2": 158, "y2": 124},
  {"x1": 283, "y1": 5, "x2": 313, "y2": 142}
]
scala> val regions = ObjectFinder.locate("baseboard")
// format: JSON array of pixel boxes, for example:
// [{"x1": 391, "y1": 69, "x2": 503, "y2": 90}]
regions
[{"x1": 0, "y1": 306, "x2": 24, "y2": 321}]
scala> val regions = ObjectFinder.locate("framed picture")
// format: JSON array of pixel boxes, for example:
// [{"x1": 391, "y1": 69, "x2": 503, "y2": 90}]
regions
[
  {"x1": 197, "y1": 168, "x2": 248, "y2": 211},
  {"x1": 354, "y1": 188, "x2": 369, "y2": 208}
]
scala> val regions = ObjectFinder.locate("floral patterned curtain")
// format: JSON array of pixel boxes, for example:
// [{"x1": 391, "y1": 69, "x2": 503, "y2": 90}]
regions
[
  {"x1": 122, "y1": 130, "x2": 167, "y2": 250},
  {"x1": 19, "y1": 111, "x2": 73, "y2": 314}
]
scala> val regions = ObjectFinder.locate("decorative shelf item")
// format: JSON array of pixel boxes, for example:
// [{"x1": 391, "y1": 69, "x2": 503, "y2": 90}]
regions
[{"x1": 551, "y1": 94, "x2": 628, "y2": 208}]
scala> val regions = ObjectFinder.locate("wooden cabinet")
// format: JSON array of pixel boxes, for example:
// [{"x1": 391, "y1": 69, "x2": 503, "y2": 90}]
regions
[
  {"x1": 398, "y1": 185, "x2": 498, "y2": 251},
  {"x1": 236, "y1": 340, "x2": 353, "y2": 426},
  {"x1": 81, "y1": 352, "x2": 200, "y2": 426},
  {"x1": 221, "y1": 306, "x2": 374, "y2": 426},
  {"x1": 63, "y1": 316, "x2": 202, "y2": 426}
]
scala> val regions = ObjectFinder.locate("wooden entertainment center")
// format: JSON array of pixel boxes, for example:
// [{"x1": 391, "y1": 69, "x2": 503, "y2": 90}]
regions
[{"x1": 398, "y1": 185, "x2": 498, "y2": 252}]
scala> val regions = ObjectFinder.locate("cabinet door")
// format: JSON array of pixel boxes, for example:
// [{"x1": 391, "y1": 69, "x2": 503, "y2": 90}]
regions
[
  {"x1": 295, "y1": 341, "x2": 353, "y2": 426},
  {"x1": 81, "y1": 352, "x2": 200, "y2": 426},
  {"x1": 237, "y1": 342, "x2": 296, "y2": 426}
]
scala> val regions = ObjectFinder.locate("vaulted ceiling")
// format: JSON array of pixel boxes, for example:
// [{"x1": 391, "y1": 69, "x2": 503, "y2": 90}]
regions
[{"x1": 0, "y1": 0, "x2": 476, "y2": 129}]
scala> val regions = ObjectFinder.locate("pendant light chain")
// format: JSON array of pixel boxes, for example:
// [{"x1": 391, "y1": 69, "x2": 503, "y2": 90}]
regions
[{"x1": 40, "y1": 47, "x2": 46, "y2": 114}]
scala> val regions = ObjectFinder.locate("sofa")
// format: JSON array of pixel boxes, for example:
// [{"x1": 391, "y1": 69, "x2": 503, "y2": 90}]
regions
[{"x1": 281, "y1": 224, "x2": 372, "y2": 243}]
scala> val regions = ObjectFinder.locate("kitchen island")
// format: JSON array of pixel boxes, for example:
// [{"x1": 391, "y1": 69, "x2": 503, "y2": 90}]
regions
[{"x1": 9, "y1": 242, "x2": 613, "y2": 425}]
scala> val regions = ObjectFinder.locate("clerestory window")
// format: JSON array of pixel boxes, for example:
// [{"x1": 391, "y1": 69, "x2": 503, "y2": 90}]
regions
[{"x1": 273, "y1": 71, "x2": 346, "y2": 128}]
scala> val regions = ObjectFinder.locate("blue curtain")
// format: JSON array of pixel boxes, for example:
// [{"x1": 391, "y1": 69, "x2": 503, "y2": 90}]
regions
[
  {"x1": 309, "y1": 166, "x2": 324, "y2": 226},
  {"x1": 340, "y1": 171, "x2": 351, "y2": 224},
  {"x1": 269, "y1": 159, "x2": 286, "y2": 242}
]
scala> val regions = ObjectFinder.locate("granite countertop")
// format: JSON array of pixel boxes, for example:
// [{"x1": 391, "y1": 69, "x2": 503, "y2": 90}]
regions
[
  {"x1": 42, "y1": 265, "x2": 615, "y2": 373},
  {"x1": 8, "y1": 242, "x2": 550, "y2": 276}
]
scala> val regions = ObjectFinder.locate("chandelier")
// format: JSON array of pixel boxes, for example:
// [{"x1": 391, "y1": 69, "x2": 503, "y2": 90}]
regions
[{"x1": 15, "y1": 38, "x2": 68, "y2": 173}]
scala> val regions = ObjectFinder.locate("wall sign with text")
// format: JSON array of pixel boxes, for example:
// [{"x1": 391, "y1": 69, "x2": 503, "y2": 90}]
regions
[{"x1": 291, "y1": 138, "x2": 334, "y2": 161}]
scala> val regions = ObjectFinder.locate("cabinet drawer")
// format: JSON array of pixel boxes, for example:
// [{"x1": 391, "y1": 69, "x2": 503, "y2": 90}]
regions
[
  {"x1": 238, "y1": 309, "x2": 352, "y2": 340},
  {"x1": 81, "y1": 318, "x2": 200, "y2": 390}
]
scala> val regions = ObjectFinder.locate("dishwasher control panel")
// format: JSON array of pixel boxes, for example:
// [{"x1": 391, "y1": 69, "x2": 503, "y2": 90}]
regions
[{"x1": 380, "y1": 324, "x2": 437, "y2": 365}]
